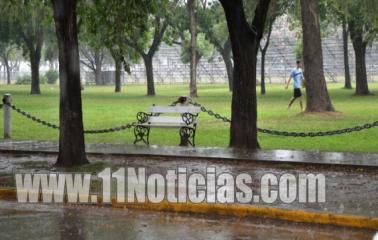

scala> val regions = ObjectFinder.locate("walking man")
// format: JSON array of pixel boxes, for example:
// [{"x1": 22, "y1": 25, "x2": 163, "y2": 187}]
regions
[{"x1": 286, "y1": 60, "x2": 305, "y2": 111}]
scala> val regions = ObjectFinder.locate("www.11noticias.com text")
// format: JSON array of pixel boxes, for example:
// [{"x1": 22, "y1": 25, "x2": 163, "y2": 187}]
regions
[{"x1": 15, "y1": 167, "x2": 326, "y2": 204}]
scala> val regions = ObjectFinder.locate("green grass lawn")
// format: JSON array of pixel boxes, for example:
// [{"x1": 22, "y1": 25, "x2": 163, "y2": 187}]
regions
[{"x1": 0, "y1": 83, "x2": 377, "y2": 153}]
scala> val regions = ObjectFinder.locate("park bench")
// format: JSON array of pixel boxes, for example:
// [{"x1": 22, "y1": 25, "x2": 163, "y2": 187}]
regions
[{"x1": 133, "y1": 105, "x2": 201, "y2": 146}]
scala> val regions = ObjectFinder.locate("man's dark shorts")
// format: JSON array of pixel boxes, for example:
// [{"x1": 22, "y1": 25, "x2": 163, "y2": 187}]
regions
[{"x1": 294, "y1": 88, "x2": 302, "y2": 98}]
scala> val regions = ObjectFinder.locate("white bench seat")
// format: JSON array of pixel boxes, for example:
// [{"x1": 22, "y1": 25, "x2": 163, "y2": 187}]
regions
[{"x1": 133, "y1": 105, "x2": 200, "y2": 146}]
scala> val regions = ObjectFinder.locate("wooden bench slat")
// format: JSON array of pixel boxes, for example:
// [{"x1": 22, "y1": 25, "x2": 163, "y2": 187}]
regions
[
  {"x1": 149, "y1": 106, "x2": 201, "y2": 114},
  {"x1": 148, "y1": 116, "x2": 194, "y2": 124},
  {"x1": 136, "y1": 123, "x2": 193, "y2": 128}
]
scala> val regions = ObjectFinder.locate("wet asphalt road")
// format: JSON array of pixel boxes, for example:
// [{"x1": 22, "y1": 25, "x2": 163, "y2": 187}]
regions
[
  {"x1": 0, "y1": 201, "x2": 376, "y2": 240},
  {"x1": 0, "y1": 153, "x2": 377, "y2": 239}
]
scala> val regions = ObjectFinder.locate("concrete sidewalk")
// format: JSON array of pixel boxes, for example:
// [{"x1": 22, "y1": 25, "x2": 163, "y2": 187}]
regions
[{"x1": 0, "y1": 140, "x2": 377, "y2": 167}]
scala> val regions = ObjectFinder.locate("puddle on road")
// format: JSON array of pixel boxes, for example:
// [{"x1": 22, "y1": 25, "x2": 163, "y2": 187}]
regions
[{"x1": 0, "y1": 201, "x2": 375, "y2": 240}]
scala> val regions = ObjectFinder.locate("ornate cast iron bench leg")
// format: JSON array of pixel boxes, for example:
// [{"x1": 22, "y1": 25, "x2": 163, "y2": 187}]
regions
[
  {"x1": 134, "y1": 125, "x2": 150, "y2": 145},
  {"x1": 179, "y1": 127, "x2": 196, "y2": 147}
]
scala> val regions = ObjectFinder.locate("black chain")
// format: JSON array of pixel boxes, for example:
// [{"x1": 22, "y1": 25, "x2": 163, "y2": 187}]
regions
[
  {"x1": 3, "y1": 102, "x2": 135, "y2": 134},
  {"x1": 4, "y1": 100, "x2": 378, "y2": 137},
  {"x1": 84, "y1": 123, "x2": 136, "y2": 134},
  {"x1": 4, "y1": 102, "x2": 60, "y2": 129},
  {"x1": 189, "y1": 101, "x2": 232, "y2": 123},
  {"x1": 187, "y1": 100, "x2": 378, "y2": 137}
]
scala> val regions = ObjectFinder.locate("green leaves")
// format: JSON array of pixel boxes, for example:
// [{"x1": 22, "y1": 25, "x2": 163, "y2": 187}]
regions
[{"x1": 327, "y1": 0, "x2": 378, "y2": 44}]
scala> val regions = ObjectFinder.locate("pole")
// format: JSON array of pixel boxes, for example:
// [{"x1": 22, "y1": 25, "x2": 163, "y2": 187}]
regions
[{"x1": 3, "y1": 94, "x2": 12, "y2": 139}]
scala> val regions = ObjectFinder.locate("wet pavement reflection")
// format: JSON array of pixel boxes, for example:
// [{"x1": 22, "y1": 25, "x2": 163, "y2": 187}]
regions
[{"x1": 0, "y1": 201, "x2": 375, "y2": 240}]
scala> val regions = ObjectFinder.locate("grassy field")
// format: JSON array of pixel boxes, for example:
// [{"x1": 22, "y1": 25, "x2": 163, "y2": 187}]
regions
[{"x1": 0, "y1": 83, "x2": 377, "y2": 153}]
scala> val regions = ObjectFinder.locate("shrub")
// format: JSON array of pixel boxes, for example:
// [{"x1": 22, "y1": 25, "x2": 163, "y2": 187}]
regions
[
  {"x1": 44, "y1": 69, "x2": 59, "y2": 84},
  {"x1": 15, "y1": 75, "x2": 31, "y2": 85}
]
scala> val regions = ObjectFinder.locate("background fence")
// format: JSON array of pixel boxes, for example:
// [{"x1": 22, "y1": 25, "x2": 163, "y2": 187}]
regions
[{"x1": 1, "y1": 26, "x2": 378, "y2": 85}]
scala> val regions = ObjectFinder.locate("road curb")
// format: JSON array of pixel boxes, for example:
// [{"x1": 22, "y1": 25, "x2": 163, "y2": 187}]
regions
[{"x1": 1, "y1": 188, "x2": 377, "y2": 230}]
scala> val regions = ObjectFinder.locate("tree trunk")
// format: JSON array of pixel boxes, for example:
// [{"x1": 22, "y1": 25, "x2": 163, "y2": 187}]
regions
[
  {"x1": 260, "y1": 48, "x2": 267, "y2": 95},
  {"x1": 30, "y1": 50, "x2": 41, "y2": 94},
  {"x1": 188, "y1": 0, "x2": 198, "y2": 98},
  {"x1": 110, "y1": 48, "x2": 122, "y2": 92},
  {"x1": 28, "y1": 27, "x2": 43, "y2": 95},
  {"x1": 342, "y1": 21, "x2": 352, "y2": 89},
  {"x1": 114, "y1": 57, "x2": 122, "y2": 93},
  {"x1": 349, "y1": 22, "x2": 370, "y2": 96},
  {"x1": 52, "y1": 0, "x2": 88, "y2": 166},
  {"x1": 300, "y1": 0, "x2": 334, "y2": 112},
  {"x1": 220, "y1": 0, "x2": 271, "y2": 150},
  {"x1": 143, "y1": 54, "x2": 155, "y2": 96},
  {"x1": 94, "y1": 51, "x2": 102, "y2": 85},
  {"x1": 260, "y1": 20, "x2": 273, "y2": 95}
]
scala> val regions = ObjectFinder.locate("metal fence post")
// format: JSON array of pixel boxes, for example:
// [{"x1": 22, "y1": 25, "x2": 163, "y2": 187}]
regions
[{"x1": 3, "y1": 94, "x2": 12, "y2": 139}]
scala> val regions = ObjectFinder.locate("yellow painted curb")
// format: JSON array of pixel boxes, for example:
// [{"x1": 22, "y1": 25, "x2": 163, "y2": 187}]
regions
[
  {"x1": 1, "y1": 189, "x2": 377, "y2": 230},
  {"x1": 112, "y1": 201, "x2": 378, "y2": 230},
  {"x1": 0, "y1": 188, "x2": 17, "y2": 200}
]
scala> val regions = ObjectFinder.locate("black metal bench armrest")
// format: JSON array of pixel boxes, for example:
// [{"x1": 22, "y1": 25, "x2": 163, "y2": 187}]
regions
[
  {"x1": 136, "y1": 112, "x2": 151, "y2": 124},
  {"x1": 181, "y1": 112, "x2": 198, "y2": 125}
]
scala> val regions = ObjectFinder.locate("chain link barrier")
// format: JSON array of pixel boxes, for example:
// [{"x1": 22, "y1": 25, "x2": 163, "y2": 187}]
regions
[
  {"x1": 2, "y1": 100, "x2": 378, "y2": 137},
  {"x1": 2, "y1": 102, "x2": 136, "y2": 134},
  {"x1": 186, "y1": 100, "x2": 378, "y2": 137}
]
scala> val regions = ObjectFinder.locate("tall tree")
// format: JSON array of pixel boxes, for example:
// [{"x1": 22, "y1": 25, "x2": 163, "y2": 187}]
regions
[
  {"x1": 259, "y1": 19, "x2": 273, "y2": 95},
  {"x1": 349, "y1": 20, "x2": 370, "y2": 95},
  {"x1": 51, "y1": 0, "x2": 153, "y2": 165},
  {"x1": 81, "y1": 0, "x2": 154, "y2": 93},
  {"x1": 122, "y1": 0, "x2": 176, "y2": 96},
  {"x1": 0, "y1": 0, "x2": 51, "y2": 94},
  {"x1": 197, "y1": 2, "x2": 234, "y2": 91},
  {"x1": 324, "y1": 1, "x2": 352, "y2": 89},
  {"x1": 0, "y1": 45, "x2": 17, "y2": 85},
  {"x1": 300, "y1": 0, "x2": 334, "y2": 112},
  {"x1": 78, "y1": 13, "x2": 108, "y2": 86},
  {"x1": 329, "y1": 0, "x2": 378, "y2": 95},
  {"x1": 219, "y1": 0, "x2": 271, "y2": 149},
  {"x1": 0, "y1": 18, "x2": 16, "y2": 85},
  {"x1": 342, "y1": 20, "x2": 352, "y2": 89},
  {"x1": 51, "y1": 0, "x2": 88, "y2": 166},
  {"x1": 259, "y1": 0, "x2": 289, "y2": 95}
]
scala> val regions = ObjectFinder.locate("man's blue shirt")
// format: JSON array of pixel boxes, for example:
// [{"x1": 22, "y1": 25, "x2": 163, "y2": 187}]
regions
[{"x1": 290, "y1": 68, "x2": 304, "y2": 89}]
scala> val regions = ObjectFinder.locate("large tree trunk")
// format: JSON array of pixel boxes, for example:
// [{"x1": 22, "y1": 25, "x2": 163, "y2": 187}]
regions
[
  {"x1": 30, "y1": 51, "x2": 41, "y2": 94},
  {"x1": 94, "y1": 51, "x2": 103, "y2": 85},
  {"x1": 300, "y1": 0, "x2": 334, "y2": 112},
  {"x1": 349, "y1": 22, "x2": 370, "y2": 96},
  {"x1": 188, "y1": 0, "x2": 198, "y2": 98},
  {"x1": 29, "y1": 27, "x2": 43, "y2": 95},
  {"x1": 220, "y1": 0, "x2": 270, "y2": 149},
  {"x1": 114, "y1": 57, "x2": 122, "y2": 93},
  {"x1": 142, "y1": 54, "x2": 155, "y2": 96},
  {"x1": 342, "y1": 21, "x2": 352, "y2": 89},
  {"x1": 52, "y1": 0, "x2": 88, "y2": 166}
]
